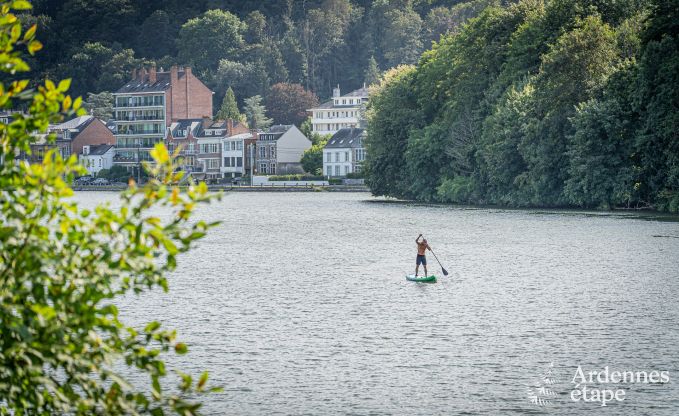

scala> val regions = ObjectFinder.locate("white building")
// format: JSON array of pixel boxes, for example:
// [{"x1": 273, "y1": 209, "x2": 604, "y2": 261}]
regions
[
  {"x1": 256, "y1": 125, "x2": 311, "y2": 175},
  {"x1": 323, "y1": 128, "x2": 366, "y2": 177},
  {"x1": 308, "y1": 85, "x2": 368, "y2": 135},
  {"x1": 221, "y1": 132, "x2": 253, "y2": 178},
  {"x1": 79, "y1": 144, "x2": 115, "y2": 175}
]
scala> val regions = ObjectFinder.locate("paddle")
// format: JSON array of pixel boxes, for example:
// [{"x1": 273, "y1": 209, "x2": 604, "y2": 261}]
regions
[{"x1": 423, "y1": 237, "x2": 448, "y2": 276}]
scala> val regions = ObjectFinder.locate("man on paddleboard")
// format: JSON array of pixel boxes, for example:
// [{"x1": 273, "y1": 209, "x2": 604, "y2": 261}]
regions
[{"x1": 415, "y1": 234, "x2": 431, "y2": 277}]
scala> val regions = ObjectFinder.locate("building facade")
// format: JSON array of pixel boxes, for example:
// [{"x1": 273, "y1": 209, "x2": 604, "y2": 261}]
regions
[
  {"x1": 112, "y1": 65, "x2": 213, "y2": 168},
  {"x1": 80, "y1": 144, "x2": 115, "y2": 175},
  {"x1": 256, "y1": 125, "x2": 311, "y2": 175},
  {"x1": 20, "y1": 115, "x2": 114, "y2": 164},
  {"x1": 221, "y1": 132, "x2": 257, "y2": 179},
  {"x1": 323, "y1": 128, "x2": 366, "y2": 177},
  {"x1": 308, "y1": 85, "x2": 369, "y2": 135}
]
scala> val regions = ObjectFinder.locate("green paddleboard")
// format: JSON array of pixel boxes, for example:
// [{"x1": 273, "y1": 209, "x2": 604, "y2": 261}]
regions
[{"x1": 406, "y1": 274, "x2": 437, "y2": 283}]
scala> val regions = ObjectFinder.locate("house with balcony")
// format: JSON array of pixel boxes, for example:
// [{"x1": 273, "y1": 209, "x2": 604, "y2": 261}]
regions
[
  {"x1": 255, "y1": 125, "x2": 311, "y2": 175},
  {"x1": 221, "y1": 132, "x2": 257, "y2": 179},
  {"x1": 112, "y1": 65, "x2": 213, "y2": 169},
  {"x1": 308, "y1": 85, "x2": 369, "y2": 135},
  {"x1": 323, "y1": 127, "x2": 366, "y2": 177}
]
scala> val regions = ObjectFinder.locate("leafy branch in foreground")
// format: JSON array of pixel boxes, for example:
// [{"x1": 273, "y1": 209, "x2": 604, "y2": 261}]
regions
[{"x1": 0, "y1": 0, "x2": 220, "y2": 413}]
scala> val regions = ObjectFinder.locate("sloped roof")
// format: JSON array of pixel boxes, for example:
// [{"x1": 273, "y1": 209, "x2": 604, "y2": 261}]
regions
[
  {"x1": 51, "y1": 115, "x2": 94, "y2": 131},
  {"x1": 85, "y1": 144, "x2": 114, "y2": 155},
  {"x1": 324, "y1": 128, "x2": 365, "y2": 149},
  {"x1": 116, "y1": 72, "x2": 172, "y2": 94}
]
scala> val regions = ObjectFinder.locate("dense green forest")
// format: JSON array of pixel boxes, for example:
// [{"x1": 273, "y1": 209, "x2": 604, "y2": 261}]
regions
[
  {"x1": 24, "y1": 0, "x2": 495, "y2": 107},
  {"x1": 364, "y1": 0, "x2": 679, "y2": 212}
]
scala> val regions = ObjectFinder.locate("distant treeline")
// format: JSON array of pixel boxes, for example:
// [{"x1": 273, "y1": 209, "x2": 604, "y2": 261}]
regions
[
  {"x1": 364, "y1": 0, "x2": 679, "y2": 212},
  {"x1": 25, "y1": 0, "x2": 494, "y2": 105}
]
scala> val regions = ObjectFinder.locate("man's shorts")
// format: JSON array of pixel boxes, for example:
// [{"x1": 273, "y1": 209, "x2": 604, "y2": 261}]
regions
[{"x1": 416, "y1": 254, "x2": 427, "y2": 266}]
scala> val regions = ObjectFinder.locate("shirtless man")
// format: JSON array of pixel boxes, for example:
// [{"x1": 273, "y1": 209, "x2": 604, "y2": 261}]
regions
[{"x1": 415, "y1": 234, "x2": 431, "y2": 277}]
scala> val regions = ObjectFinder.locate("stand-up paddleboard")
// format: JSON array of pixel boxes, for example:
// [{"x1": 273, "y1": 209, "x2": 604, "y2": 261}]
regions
[{"x1": 406, "y1": 274, "x2": 437, "y2": 283}]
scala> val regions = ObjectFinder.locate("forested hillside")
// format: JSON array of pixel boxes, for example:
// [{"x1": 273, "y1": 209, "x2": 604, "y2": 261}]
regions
[
  {"x1": 24, "y1": 0, "x2": 494, "y2": 105},
  {"x1": 364, "y1": 0, "x2": 679, "y2": 212}
]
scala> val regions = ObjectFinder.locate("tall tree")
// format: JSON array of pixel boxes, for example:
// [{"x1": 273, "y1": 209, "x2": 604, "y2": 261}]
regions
[
  {"x1": 83, "y1": 91, "x2": 114, "y2": 120},
  {"x1": 265, "y1": 83, "x2": 319, "y2": 126},
  {"x1": 216, "y1": 87, "x2": 242, "y2": 121},
  {"x1": 177, "y1": 9, "x2": 245, "y2": 75},
  {"x1": 243, "y1": 95, "x2": 272, "y2": 130},
  {"x1": 363, "y1": 56, "x2": 381, "y2": 86}
]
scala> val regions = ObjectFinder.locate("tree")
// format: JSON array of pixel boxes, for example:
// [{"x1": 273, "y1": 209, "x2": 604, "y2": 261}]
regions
[
  {"x1": 83, "y1": 91, "x2": 114, "y2": 120},
  {"x1": 136, "y1": 10, "x2": 177, "y2": 59},
  {"x1": 177, "y1": 9, "x2": 245, "y2": 74},
  {"x1": 265, "y1": 83, "x2": 319, "y2": 126},
  {"x1": 301, "y1": 138, "x2": 329, "y2": 175},
  {"x1": 363, "y1": 56, "x2": 381, "y2": 86},
  {"x1": 364, "y1": 65, "x2": 420, "y2": 198},
  {"x1": 243, "y1": 95, "x2": 272, "y2": 129},
  {"x1": 216, "y1": 87, "x2": 242, "y2": 121},
  {"x1": 0, "y1": 2, "x2": 217, "y2": 412}
]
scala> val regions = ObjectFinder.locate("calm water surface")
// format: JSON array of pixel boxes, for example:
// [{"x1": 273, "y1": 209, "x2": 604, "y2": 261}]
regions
[{"x1": 75, "y1": 192, "x2": 679, "y2": 415}]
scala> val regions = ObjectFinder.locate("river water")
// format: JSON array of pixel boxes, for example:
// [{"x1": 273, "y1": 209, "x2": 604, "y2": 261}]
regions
[{"x1": 75, "y1": 192, "x2": 679, "y2": 415}]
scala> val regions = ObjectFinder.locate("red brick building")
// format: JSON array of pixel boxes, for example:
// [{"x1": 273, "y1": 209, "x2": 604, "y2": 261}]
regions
[
  {"x1": 24, "y1": 116, "x2": 114, "y2": 163},
  {"x1": 113, "y1": 65, "x2": 213, "y2": 166}
]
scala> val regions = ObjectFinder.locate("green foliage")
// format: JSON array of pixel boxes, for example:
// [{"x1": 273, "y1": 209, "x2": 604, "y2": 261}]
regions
[
  {"x1": 177, "y1": 9, "x2": 245, "y2": 75},
  {"x1": 364, "y1": 65, "x2": 420, "y2": 199},
  {"x1": 83, "y1": 90, "x2": 113, "y2": 120},
  {"x1": 97, "y1": 164, "x2": 131, "y2": 182},
  {"x1": 265, "y1": 83, "x2": 319, "y2": 126},
  {"x1": 243, "y1": 95, "x2": 272, "y2": 130},
  {"x1": 301, "y1": 138, "x2": 328, "y2": 174},
  {"x1": 216, "y1": 87, "x2": 242, "y2": 121},
  {"x1": 0, "y1": 2, "x2": 219, "y2": 412},
  {"x1": 367, "y1": 0, "x2": 677, "y2": 211},
  {"x1": 363, "y1": 56, "x2": 381, "y2": 87}
]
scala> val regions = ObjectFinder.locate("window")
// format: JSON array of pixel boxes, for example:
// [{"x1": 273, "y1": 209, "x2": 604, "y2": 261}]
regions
[
  {"x1": 335, "y1": 152, "x2": 339, "y2": 162},
  {"x1": 259, "y1": 163, "x2": 267, "y2": 174},
  {"x1": 326, "y1": 152, "x2": 331, "y2": 162},
  {"x1": 270, "y1": 164, "x2": 276, "y2": 174},
  {"x1": 344, "y1": 165, "x2": 349, "y2": 175},
  {"x1": 224, "y1": 157, "x2": 231, "y2": 167},
  {"x1": 200, "y1": 143, "x2": 218, "y2": 153},
  {"x1": 327, "y1": 166, "x2": 332, "y2": 176},
  {"x1": 236, "y1": 157, "x2": 242, "y2": 167},
  {"x1": 259, "y1": 147, "x2": 266, "y2": 158},
  {"x1": 207, "y1": 159, "x2": 220, "y2": 169},
  {"x1": 345, "y1": 151, "x2": 349, "y2": 162},
  {"x1": 271, "y1": 147, "x2": 276, "y2": 158},
  {"x1": 237, "y1": 141, "x2": 243, "y2": 150},
  {"x1": 335, "y1": 166, "x2": 340, "y2": 176},
  {"x1": 356, "y1": 148, "x2": 366, "y2": 161}
]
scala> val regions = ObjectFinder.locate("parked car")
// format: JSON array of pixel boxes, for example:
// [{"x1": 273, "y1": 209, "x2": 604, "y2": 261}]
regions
[
  {"x1": 91, "y1": 178, "x2": 110, "y2": 185},
  {"x1": 75, "y1": 176, "x2": 93, "y2": 185}
]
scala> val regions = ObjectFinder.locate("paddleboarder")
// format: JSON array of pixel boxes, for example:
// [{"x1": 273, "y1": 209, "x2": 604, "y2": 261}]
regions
[{"x1": 415, "y1": 234, "x2": 431, "y2": 277}]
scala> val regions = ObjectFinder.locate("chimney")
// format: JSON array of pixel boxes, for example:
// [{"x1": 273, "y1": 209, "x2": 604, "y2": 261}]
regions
[
  {"x1": 185, "y1": 66, "x2": 192, "y2": 77},
  {"x1": 131, "y1": 68, "x2": 137, "y2": 80},
  {"x1": 139, "y1": 67, "x2": 147, "y2": 83},
  {"x1": 227, "y1": 119, "x2": 234, "y2": 135},
  {"x1": 170, "y1": 65, "x2": 179, "y2": 84},
  {"x1": 333, "y1": 84, "x2": 341, "y2": 98},
  {"x1": 149, "y1": 66, "x2": 157, "y2": 84}
]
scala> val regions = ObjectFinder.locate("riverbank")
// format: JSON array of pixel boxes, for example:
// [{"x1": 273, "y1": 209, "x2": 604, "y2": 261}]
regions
[{"x1": 72, "y1": 184, "x2": 371, "y2": 192}]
